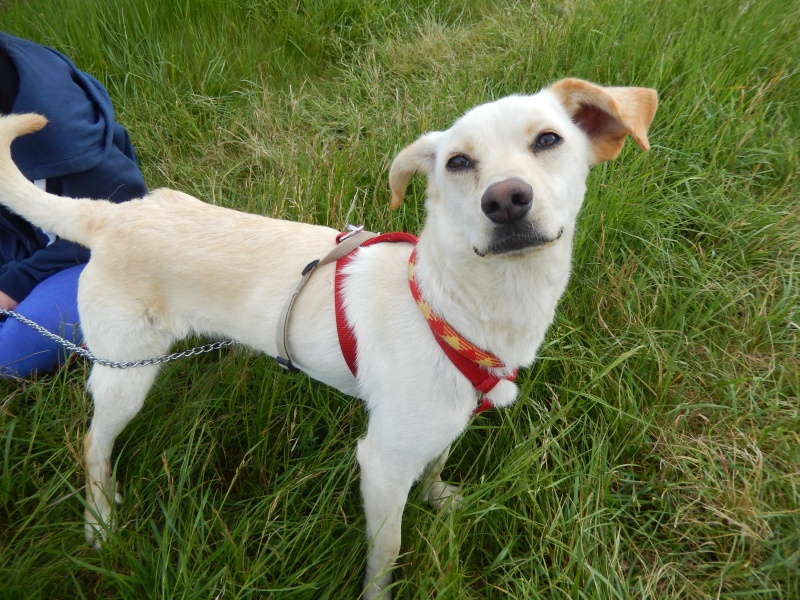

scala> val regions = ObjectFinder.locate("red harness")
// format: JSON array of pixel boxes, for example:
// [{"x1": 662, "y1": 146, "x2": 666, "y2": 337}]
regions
[
  {"x1": 333, "y1": 232, "x2": 516, "y2": 414},
  {"x1": 334, "y1": 231, "x2": 418, "y2": 377}
]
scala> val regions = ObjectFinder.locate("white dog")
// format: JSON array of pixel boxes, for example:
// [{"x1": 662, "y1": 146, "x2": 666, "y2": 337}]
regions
[{"x1": 0, "y1": 78, "x2": 656, "y2": 599}]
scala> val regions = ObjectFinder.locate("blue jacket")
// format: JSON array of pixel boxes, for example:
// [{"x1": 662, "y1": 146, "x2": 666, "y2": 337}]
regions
[{"x1": 0, "y1": 32, "x2": 147, "y2": 302}]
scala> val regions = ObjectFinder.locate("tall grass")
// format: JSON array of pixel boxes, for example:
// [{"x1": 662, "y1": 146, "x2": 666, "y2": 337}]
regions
[{"x1": 1, "y1": 0, "x2": 797, "y2": 598}]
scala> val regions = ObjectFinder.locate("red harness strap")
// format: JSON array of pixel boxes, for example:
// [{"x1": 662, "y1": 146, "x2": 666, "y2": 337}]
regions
[
  {"x1": 334, "y1": 233, "x2": 517, "y2": 415},
  {"x1": 334, "y1": 232, "x2": 418, "y2": 376},
  {"x1": 407, "y1": 249, "x2": 517, "y2": 414}
]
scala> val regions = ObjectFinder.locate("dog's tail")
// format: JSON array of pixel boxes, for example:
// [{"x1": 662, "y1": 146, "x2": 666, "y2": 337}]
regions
[{"x1": 0, "y1": 113, "x2": 114, "y2": 248}]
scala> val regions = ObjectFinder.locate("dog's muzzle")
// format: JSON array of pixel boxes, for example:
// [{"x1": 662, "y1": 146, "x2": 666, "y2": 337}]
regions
[{"x1": 474, "y1": 178, "x2": 563, "y2": 256}]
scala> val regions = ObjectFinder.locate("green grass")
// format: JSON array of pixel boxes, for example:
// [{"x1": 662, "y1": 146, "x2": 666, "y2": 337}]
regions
[{"x1": 1, "y1": 0, "x2": 798, "y2": 598}]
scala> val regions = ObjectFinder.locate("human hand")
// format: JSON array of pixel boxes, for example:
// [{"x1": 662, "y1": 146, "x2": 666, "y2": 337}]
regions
[{"x1": 0, "y1": 290, "x2": 19, "y2": 310}]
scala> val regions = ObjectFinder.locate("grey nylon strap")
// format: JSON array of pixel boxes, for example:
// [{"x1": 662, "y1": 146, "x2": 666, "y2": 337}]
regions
[{"x1": 275, "y1": 229, "x2": 377, "y2": 371}]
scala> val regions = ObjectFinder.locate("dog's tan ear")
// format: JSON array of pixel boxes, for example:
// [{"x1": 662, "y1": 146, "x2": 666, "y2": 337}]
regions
[
  {"x1": 388, "y1": 132, "x2": 440, "y2": 209},
  {"x1": 549, "y1": 78, "x2": 658, "y2": 164}
]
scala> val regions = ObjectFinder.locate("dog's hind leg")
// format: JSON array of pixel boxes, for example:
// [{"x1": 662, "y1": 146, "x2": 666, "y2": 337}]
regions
[
  {"x1": 420, "y1": 445, "x2": 462, "y2": 511},
  {"x1": 83, "y1": 361, "x2": 163, "y2": 547}
]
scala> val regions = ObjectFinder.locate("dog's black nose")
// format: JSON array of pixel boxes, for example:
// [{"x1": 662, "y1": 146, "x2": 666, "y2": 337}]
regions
[{"x1": 481, "y1": 178, "x2": 533, "y2": 224}]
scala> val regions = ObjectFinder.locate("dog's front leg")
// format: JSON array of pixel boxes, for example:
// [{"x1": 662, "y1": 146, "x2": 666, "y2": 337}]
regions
[{"x1": 357, "y1": 433, "x2": 415, "y2": 600}]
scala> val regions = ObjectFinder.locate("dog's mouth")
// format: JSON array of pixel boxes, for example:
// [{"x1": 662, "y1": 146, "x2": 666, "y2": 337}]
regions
[{"x1": 473, "y1": 223, "x2": 564, "y2": 257}]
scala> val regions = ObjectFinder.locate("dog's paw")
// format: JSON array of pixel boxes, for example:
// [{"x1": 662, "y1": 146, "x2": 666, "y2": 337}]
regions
[
  {"x1": 424, "y1": 482, "x2": 463, "y2": 512},
  {"x1": 362, "y1": 580, "x2": 392, "y2": 600},
  {"x1": 85, "y1": 516, "x2": 107, "y2": 549},
  {"x1": 84, "y1": 505, "x2": 115, "y2": 549}
]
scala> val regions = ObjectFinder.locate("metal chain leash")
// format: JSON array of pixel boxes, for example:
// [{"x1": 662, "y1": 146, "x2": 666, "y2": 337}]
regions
[{"x1": 0, "y1": 308, "x2": 237, "y2": 369}]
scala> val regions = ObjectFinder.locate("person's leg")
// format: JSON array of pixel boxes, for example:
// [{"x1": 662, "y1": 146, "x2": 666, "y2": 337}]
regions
[{"x1": 0, "y1": 263, "x2": 85, "y2": 378}]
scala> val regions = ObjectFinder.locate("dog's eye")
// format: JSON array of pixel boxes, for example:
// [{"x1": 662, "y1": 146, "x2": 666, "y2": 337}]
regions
[
  {"x1": 446, "y1": 155, "x2": 473, "y2": 171},
  {"x1": 534, "y1": 132, "x2": 561, "y2": 151}
]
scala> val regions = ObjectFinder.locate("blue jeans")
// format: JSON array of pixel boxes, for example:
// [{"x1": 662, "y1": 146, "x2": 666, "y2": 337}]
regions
[{"x1": 0, "y1": 263, "x2": 85, "y2": 378}]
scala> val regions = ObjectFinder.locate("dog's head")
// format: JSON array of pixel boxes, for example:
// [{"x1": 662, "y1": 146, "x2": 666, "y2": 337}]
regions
[{"x1": 389, "y1": 78, "x2": 657, "y2": 258}]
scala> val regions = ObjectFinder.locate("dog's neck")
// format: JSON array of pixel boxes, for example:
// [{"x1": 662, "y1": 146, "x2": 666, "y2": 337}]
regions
[{"x1": 413, "y1": 229, "x2": 574, "y2": 369}]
